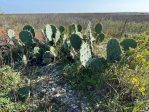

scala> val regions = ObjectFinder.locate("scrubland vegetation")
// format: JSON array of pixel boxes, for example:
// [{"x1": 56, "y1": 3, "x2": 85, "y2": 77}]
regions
[{"x1": 0, "y1": 13, "x2": 149, "y2": 112}]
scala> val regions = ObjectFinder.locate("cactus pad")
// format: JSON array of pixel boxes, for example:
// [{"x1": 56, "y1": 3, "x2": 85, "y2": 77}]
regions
[
  {"x1": 19, "y1": 30, "x2": 35, "y2": 46},
  {"x1": 80, "y1": 42, "x2": 92, "y2": 67},
  {"x1": 70, "y1": 34, "x2": 82, "y2": 51},
  {"x1": 23, "y1": 25, "x2": 35, "y2": 37},
  {"x1": 107, "y1": 38, "x2": 122, "y2": 63},
  {"x1": 7, "y1": 29, "x2": 15, "y2": 41},
  {"x1": 95, "y1": 23, "x2": 102, "y2": 33},
  {"x1": 96, "y1": 32, "x2": 105, "y2": 43},
  {"x1": 59, "y1": 26, "x2": 65, "y2": 33},
  {"x1": 120, "y1": 38, "x2": 137, "y2": 51},
  {"x1": 77, "y1": 24, "x2": 82, "y2": 32}
]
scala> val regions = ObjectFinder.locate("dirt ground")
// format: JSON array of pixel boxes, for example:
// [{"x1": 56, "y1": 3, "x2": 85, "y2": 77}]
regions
[{"x1": 0, "y1": 27, "x2": 44, "y2": 42}]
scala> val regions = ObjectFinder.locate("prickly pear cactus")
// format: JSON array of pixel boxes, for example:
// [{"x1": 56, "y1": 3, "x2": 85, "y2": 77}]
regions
[
  {"x1": 54, "y1": 29, "x2": 61, "y2": 44},
  {"x1": 95, "y1": 23, "x2": 102, "y2": 34},
  {"x1": 69, "y1": 24, "x2": 77, "y2": 34},
  {"x1": 70, "y1": 34, "x2": 82, "y2": 51},
  {"x1": 94, "y1": 23, "x2": 105, "y2": 44},
  {"x1": 50, "y1": 46, "x2": 58, "y2": 57},
  {"x1": 77, "y1": 24, "x2": 82, "y2": 32},
  {"x1": 120, "y1": 38, "x2": 137, "y2": 51},
  {"x1": 45, "y1": 24, "x2": 53, "y2": 41},
  {"x1": 80, "y1": 42, "x2": 92, "y2": 67},
  {"x1": 59, "y1": 26, "x2": 65, "y2": 34},
  {"x1": 87, "y1": 57, "x2": 107, "y2": 72},
  {"x1": 7, "y1": 29, "x2": 15, "y2": 41},
  {"x1": 96, "y1": 32, "x2": 105, "y2": 44},
  {"x1": 23, "y1": 25, "x2": 35, "y2": 37},
  {"x1": 17, "y1": 86, "x2": 30, "y2": 102},
  {"x1": 51, "y1": 25, "x2": 57, "y2": 37},
  {"x1": 85, "y1": 22, "x2": 95, "y2": 53},
  {"x1": 61, "y1": 34, "x2": 70, "y2": 53},
  {"x1": 19, "y1": 30, "x2": 35, "y2": 47},
  {"x1": 107, "y1": 38, "x2": 122, "y2": 63},
  {"x1": 42, "y1": 29, "x2": 46, "y2": 37}
]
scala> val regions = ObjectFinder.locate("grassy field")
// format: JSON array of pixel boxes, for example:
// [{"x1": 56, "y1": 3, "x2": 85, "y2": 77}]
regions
[
  {"x1": 1, "y1": 13, "x2": 149, "y2": 33},
  {"x1": 0, "y1": 13, "x2": 149, "y2": 112}
]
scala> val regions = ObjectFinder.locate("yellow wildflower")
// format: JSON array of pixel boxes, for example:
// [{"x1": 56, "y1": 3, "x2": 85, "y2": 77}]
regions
[
  {"x1": 146, "y1": 61, "x2": 149, "y2": 65},
  {"x1": 141, "y1": 58, "x2": 146, "y2": 63},
  {"x1": 139, "y1": 87, "x2": 146, "y2": 95},
  {"x1": 144, "y1": 49, "x2": 149, "y2": 54},
  {"x1": 136, "y1": 54, "x2": 143, "y2": 60},
  {"x1": 132, "y1": 77, "x2": 140, "y2": 86}
]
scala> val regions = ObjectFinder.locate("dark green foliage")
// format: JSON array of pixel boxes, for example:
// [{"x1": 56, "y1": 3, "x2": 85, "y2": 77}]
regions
[
  {"x1": 120, "y1": 38, "x2": 137, "y2": 51},
  {"x1": 61, "y1": 39, "x2": 69, "y2": 53},
  {"x1": 39, "y1": 43, "x2": 50, "y2": 55},
  {"x1": 23, "y1": 25, "x2": 35, "y2": 37},
  {"x1": 12, "y1": 46, "x2": 23, "y2": 62},
  {"x1": 88, "y1": 57, "x2": 107, "y2": 72},
  {"x1": 38, "y1": 42, "x2": 49, "y2": 53},
  {"x1": 95, "y1": 23, "x2": 102, "y2": 33},
  {"x1": 107, "y1": 38, "x2": 122, "y2": 63},
  {"x1": 63, "y1": 61, "x2": 107, "y2": 91},
  {"x1": 59, "y1": 26, "x2": 65, "y2": 33},
  {"x1": 70, "y1": 34, "x2": 82, "y2": 51},
  {"x1": 77, "y1": 24, "x2": 82, "y2": 32},
  {"x1": 96, "y1": 32, "x2": 105, "y2": 43},
  {"x1": 42, "y1": 51, "x2": 54, "y2": 64},
  {"x1": 19, "y1": 30, "x2": 35, "y2": 47},
  {"x1": 17, "y1": 86, "x2": 30, "y2": 102},
  {"x1": 30, "y1": 43, "x2": 50, "y2": 65}
]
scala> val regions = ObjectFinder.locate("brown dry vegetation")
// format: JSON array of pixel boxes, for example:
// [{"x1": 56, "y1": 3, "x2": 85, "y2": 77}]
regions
[{"x1": 1, "y1": 13, "x2": 149, "y2": 41}]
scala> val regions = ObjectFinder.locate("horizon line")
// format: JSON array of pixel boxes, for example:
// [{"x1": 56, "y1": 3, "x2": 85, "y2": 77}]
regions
[{"x1": 1, "y1": 12, "x2": 149, "y2": 15}]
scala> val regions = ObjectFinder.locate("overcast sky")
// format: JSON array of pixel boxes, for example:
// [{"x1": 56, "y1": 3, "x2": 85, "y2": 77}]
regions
[{"x1": 0, "y1": 0, "x2": 149, "y2": 13}]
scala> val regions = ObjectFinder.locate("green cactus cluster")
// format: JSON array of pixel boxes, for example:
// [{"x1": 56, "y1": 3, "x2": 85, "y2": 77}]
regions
[
  {"x1": 5, "y1": 22, "x2": 138, "y2": 67},
  {"x1": 95, "y1": 23, "x2": 105, "y2": 44}
]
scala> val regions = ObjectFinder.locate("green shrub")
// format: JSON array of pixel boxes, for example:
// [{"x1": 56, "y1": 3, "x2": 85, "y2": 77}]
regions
[
  {"x1": 0, "y1": 66, "x2": 33, "y2": 111},
  {"x1": 63, "y1": 61, "x2": 108, "y2": 91},
  {"x1": 0, "y1": 66, "x2": 21, "y2": 94}
]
